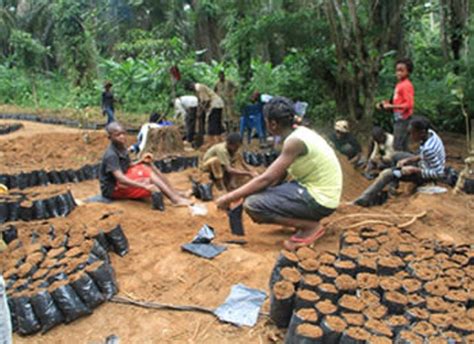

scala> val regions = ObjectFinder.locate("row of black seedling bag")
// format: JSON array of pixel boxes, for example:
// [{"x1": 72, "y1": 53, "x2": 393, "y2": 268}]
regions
[
  {"x1": 154, "y1": 156, "x2": 199, "y2": 173},
  {"x1": 5, "y1": 225, "x2": 128, "y2": 334},
  {"x1": 243, "y1": 151, "x2": 279, "y2": 167},
  {"x1": 9, "y1": 261, "x2": 118, "y2": 335},
  {"x1": 0, "y1": 190, "x2": 76, "y2": 224},
  {"x1": 0, "y1": 123, "x2": 23, "y2": 135},
  {"x1": 0, "y1": 113, "x2": 100, "y2": 130},
  {"x1": 4, "y1": 225, "x2": 128, "y2": 294},
  {"x1": 0, "y1": 164, "x2": 100, "y2": 190}
]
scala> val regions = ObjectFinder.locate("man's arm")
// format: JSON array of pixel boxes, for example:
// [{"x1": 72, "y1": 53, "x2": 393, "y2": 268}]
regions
[
  {"x1": 224, "y1": 165, "x2": 256, "y2": 178},
  {"x1": 216, "y1": 138, "x2": 306, "y2": 209},
  {"x1": 397, "y1": 155, "x2": 421, "y2": 167}
]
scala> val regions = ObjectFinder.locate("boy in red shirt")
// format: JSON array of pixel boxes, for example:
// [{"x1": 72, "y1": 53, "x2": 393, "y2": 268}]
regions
[{"x1": 377, "y1": 58, "x2": 414, "y2": 151}]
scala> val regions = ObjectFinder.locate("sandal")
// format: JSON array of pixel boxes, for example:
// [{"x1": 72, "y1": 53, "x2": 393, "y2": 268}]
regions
[{"x1": 284, "y1": 227, "x2": 326, "y2": 251}]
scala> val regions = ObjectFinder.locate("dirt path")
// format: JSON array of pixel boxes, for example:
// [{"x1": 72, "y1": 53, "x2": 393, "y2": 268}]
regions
[{"x1": 2, "y1": 120, "x2": 473, "y2": 344}]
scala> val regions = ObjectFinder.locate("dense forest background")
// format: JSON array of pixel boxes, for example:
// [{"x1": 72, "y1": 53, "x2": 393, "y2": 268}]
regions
[{"x1": 0, "y1": 0, "x2": 472, "y2": 132}]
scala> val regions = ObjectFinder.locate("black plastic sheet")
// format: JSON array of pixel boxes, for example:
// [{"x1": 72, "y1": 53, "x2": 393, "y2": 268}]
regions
[{"x1": 181, "y1": 243, "x2": 226, "y2": 259}]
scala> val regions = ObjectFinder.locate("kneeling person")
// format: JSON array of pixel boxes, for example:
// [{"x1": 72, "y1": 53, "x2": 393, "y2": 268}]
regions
[
  {"x1": 99, "y1": 122, "x2": 190, "y2": 206},
  {"x1": 202, "y1": 133, "x2": 257, "y2": 191},
  {"x1": 354, "y1": 116, "x2": 445, "y2": 207},
  {"x1": 217, "y1": 97, "x2": 343, "y2": 250}
]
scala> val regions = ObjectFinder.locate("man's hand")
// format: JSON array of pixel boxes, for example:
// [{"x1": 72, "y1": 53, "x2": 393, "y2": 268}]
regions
[
  {"x1": 249, "y1": 170, "x2": 259, "y2": 178},
  {"x1": 382, "y1": 100, "x2": 391, "y2": 110},
  {"x1": 216, "y1": 194, "x2": 232, "y2": 210},
  {"x1": 401, "y1": 166, "x2": 420, "y2": 176},
  {"x1": 139, "y1": 153, "x2": 154, "y2": 165},
  {"x1": 143, "y1": 183, "x2": 159, "y2": 193},
  {"x1": 397, "y1": 159, "x2": 409, "y2": 168}
]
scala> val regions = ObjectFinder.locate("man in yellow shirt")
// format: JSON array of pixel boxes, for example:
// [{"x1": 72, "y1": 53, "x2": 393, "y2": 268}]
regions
[{"x1": 202, "y1": 133, "x2": 257, "y2": 191}]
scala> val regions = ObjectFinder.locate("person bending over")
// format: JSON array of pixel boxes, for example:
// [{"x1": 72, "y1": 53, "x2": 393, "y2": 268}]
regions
[
  {"x1": 329, "y1": 120, "x2": 363, "y2": 166},
  {"x1": 202, "y1": 133, "x2": 257, "y2": 191},
  {"x1": 186, "y1": 81, "x2": 224, "y2": 146},
  {"x1": 174, "y1": 95, "x2": 198, "y2": 143},
  {"x1": 216, "y1": 97, "x2": 342, "y2": 250},
  {"x1": 365, "y1": 126, "x2": 395, "y2": 177},
  {"x1": 354, "y1": 116, "x2": 445, "y2": 207},
  {"x1": 99, "y1": 122, "x2": 190, "y2": 206},
  {"x1": 129, "y1": 112, "x2": 162, "y2": 154}
]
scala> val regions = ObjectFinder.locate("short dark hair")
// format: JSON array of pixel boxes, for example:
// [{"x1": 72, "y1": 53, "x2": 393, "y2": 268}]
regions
[
  {"x1": 263, "y1": 96, "x2": 296, "y2": 128},
  {"x1": 149, "y1": 112, "x2": 160, "y2": 123},
  {"x1": 396, "y1": 58, "x2": 414, "y2": 74},
  {"x1": 409, "y1": 116, "x2": 432, "y2": 132},
  {"x1": 226, "y1": 133, "x2": 242, "y2": 145},
  {"x1": 372, "y1": 126, "x2": 385, "y2": 138},
  {"x1": 104, "y1": 81, "x2": 112, "y2": 88}
]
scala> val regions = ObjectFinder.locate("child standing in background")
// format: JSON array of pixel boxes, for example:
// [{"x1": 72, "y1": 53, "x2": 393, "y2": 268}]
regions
[{"x1": 377, "y1": 58, "x2": 415, "y2": 151}]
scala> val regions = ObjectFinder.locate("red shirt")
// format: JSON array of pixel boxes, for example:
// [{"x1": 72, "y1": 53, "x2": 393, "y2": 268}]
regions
[{"x1": 393, "y1": 78, "x2": 414, "y2": 120}]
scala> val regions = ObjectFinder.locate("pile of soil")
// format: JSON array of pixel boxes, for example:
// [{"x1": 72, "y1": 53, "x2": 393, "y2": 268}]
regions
[
  {"x1": 140, "y1": 126, "x2": 184, "y2": 159},
  {"x1": 270, "y1": 224, "x2": 474, "y2": 342},
  {"x1": 0, "y1": 131, "x2": 108, "y2": 174}
]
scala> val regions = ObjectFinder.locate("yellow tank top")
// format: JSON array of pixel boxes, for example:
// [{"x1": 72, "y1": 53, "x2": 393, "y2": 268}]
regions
[{"x1": 286, "y1": 126, "x2": 343, "y2": 209}]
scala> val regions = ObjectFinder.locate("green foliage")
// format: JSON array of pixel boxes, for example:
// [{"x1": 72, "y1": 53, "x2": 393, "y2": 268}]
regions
[
  {"x1": 0, "y1": 0, "x2": 471, "y2": 134},
  {"x1": 9, "y1": 29, "x2": 47, "y2": 70}
]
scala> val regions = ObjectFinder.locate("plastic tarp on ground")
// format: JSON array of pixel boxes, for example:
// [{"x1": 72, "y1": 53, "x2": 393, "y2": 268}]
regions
[{"x1": 214, "y1": 284, "x2": 266, "y2": 327}]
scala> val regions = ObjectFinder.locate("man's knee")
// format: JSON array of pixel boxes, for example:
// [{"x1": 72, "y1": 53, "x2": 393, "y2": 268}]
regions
[{"x1": 243, "y1": 195, "x2": 272, "y2": 224}]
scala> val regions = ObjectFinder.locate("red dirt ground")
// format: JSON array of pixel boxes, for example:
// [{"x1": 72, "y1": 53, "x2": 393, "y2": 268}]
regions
[{"x1": 1, "y1": 119, "x2": 473, "y2": 344}]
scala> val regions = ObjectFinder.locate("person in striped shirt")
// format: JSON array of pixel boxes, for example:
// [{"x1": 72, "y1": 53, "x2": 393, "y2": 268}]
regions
[{"x1": 354, "y1": 116, "x2": 445, "y2": 207}]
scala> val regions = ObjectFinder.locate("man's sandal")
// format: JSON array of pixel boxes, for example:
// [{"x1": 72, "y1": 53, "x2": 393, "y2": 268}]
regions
[{"x1": 283, "y1": 227, "x2": 326, "y2": 251}]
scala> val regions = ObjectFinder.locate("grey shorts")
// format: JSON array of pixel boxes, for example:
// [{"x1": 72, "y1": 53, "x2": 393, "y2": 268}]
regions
[{"x1": 243, "y1": 181, "x2": 335, "y2": 224}]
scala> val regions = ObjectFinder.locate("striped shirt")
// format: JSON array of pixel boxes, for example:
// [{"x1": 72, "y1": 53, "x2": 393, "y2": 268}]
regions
[{"x1": 418, "y1": 129, "x2": 445, "y2": 179}]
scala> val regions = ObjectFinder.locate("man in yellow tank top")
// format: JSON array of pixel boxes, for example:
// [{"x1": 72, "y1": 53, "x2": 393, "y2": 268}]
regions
[{"x1": 217, "y1": 97, "x2": 342, "y2": 250}]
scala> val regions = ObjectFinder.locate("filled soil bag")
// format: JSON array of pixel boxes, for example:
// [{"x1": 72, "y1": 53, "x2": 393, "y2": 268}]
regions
[
  {"x1": 268, "y1": 250, "x2": 299, "y2": 290},
  {"x1": 151, "y1": 191, "x2": 165, "y2": 211},
  {"x1": 70, "y1": 272, "x2": 105, "y2": 309},
  {"x1": 50, "y1": 281, "x2": 91, "y2": 323},
  {"x1": 12, "y1": 293, "x2": 41, "y2": 335},
  {"x1": 104, "y1": 225, "x2": 129, "y2": 257},
  {"x1": 30, "y1": 289, "x2": 64, "y2": 333},
  {"x1": 86, "y1": 261, "x2": 118, "y2": 300},
  {"x1": 285, "y1": 308, "x2": 319, "y2": 344},
  {"x1": 270, "y1": 280, "x2": 295, "y2": 328},
  {"x1": 320, "y1": 315, "x2": 348, "y2": 344},
  {"x1": 293, "y1": 323, "x2": 324, "y2": 344}
]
